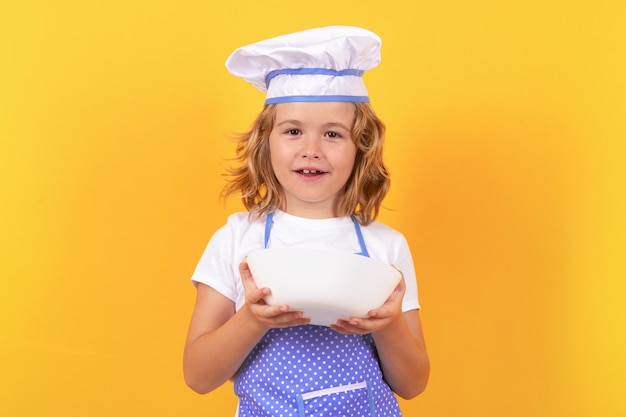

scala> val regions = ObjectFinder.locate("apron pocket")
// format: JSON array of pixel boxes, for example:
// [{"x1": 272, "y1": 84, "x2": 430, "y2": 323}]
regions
[{"x1": 296, "y1": 381, "x2": 375, "y2": 417}]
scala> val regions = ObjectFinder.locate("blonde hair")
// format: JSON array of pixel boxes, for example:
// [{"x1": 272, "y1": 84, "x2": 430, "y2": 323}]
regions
[{"x1": 221, "y1": 102, "x2": 390, "y2": 225}]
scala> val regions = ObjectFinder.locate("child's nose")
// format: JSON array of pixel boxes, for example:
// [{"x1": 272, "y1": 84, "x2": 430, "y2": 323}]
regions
[{"x1": 300, "y1": 136, "x2": 321, "y2": 159}]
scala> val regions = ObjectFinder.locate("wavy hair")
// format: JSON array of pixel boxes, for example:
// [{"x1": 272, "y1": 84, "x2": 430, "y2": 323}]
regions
[{"x1": 221, "y1": 102, "x2": 390, "y2": 225}]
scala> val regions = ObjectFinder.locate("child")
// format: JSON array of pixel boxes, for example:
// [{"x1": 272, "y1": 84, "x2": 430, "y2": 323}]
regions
[{"x1": 184, "y1": 26, "x2": 430, "y2": 417}]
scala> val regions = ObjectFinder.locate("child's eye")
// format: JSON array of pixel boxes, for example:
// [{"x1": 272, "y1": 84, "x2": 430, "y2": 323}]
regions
[
  {"x1": 286, "y1": 128, "x2": 301, "y2": 135},
  {"x1": 325, "y1": 131, "x2": 340, "y2": 138}
]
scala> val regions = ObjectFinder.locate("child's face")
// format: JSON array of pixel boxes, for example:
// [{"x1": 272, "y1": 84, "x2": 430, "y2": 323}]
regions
[{"x1": 269, "y1": 101, "x2": 357, "y2": 218}]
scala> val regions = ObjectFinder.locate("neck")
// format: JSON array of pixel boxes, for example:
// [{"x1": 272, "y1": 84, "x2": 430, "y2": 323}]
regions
[{"x1": 280, "y1": 201, "x2": 338, "y2": 219}]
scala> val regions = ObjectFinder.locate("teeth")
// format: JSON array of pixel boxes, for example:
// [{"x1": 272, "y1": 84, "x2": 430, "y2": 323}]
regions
[{"x1": 302, "y1": 169, "x2": 318, "y2": 174}]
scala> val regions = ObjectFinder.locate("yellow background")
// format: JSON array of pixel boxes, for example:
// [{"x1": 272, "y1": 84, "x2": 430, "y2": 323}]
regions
[{"x1": 1, "y1": 1, "x2": 625, "y2": 416}]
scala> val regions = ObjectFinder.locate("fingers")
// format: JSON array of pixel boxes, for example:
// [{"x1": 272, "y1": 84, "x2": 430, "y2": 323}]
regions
[
  {"x1": 239, "y1": 257, "x2": 311, "y2": 328},
  {"x1": 390, "y1": 266, "x2": 407, "y2": 297},
  {"x1": 331, "y1": 273, "x2": 407, "y2": 335},
  {"x1": 239, "y1": 258, "x2": 256, "y2": 289},
  {"x1": 248, "y1": 303, "x2": 310, "y2": 328},
  {"x1": 239, "y1": 258, "x2": 269, "y2": 305},
  {"x1": 365, "y1": 279, "x2": 404, "y2": 320},
  {"x1": 331, "y1": 317, "x2": 381, "y2": 335}
]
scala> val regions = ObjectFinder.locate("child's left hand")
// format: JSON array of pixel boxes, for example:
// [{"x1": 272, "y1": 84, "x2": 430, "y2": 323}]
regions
[{"x1": 330, "y1": 268, "x2": 406, "y2": 335}]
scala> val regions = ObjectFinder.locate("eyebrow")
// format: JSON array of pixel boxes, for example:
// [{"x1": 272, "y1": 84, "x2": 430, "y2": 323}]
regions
[
  {"x1": 275, "y1": 120, "x2": 351, "y2": 131},
  {"x1": 274, "y1": 119, "x2": 302, "y2": 127},
  {"x1": 324, "y1": 122, "x2": 351, "y2": 131}
]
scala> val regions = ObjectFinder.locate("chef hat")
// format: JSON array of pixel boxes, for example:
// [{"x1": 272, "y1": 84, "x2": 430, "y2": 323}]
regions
[{"x1": 225, "y1": 26, "x2": 381, "y2": 105}]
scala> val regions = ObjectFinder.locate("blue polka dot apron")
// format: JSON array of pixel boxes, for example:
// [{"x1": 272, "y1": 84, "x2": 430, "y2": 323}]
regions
[{"x1": 234, "y1": 213, "x2": 402, "y2": 417}]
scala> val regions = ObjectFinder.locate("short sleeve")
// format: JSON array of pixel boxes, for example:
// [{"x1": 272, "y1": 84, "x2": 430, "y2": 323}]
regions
[{"x1": 190, "y1": 221, "x2": 239, "y2": 302}]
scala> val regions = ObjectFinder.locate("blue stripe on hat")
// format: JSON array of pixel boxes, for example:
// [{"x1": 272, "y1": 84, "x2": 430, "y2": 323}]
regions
[
  {"x1": 264, "y1": 95, "x2": 370, "y2": 105},
  {"x1": 265, "y1": 68, "x2": 365, "y2": 88}
]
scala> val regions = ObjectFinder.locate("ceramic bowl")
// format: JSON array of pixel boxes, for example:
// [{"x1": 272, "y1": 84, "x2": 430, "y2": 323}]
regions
[{"x1": 246, "y1": 247, "x2": 401, "y2": 326}]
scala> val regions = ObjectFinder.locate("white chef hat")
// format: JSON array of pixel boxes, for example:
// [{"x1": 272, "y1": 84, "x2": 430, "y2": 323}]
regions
[{"x1": 225, "y1": 26, "x2": 381, "y2": 105}]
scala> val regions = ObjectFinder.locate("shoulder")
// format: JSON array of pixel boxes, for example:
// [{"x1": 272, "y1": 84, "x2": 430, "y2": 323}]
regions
[
  {"x1": 203, "y1": 212, "x2": 265, "y2": 251},
  {"x1": 224, "y1": 211, "x2": 256, "y2": 226},
  {"x1": 208, "y1": 211, "x2": 267, "y2": 255},
  {"x1": 360, "y1": 220, "x2": 413, "y2": 264},
  {"x1": 219, "y1": 212, "x2": 265, "y2": 234},
  {"x1": 362, "y1": 220, "x2": 408, "y2": 244},
  {"x1": 362, "y1": 221, "x2": 419, "y2": 308},
  {"x1": 191, "y1": 212, "x2": 267, "y2": 298}
]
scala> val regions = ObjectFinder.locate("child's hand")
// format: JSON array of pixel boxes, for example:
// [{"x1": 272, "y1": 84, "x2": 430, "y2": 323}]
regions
[
  {"x1": 239, "y1": 258, "x2": 311, "y2": 329},
  {"x1": 330, "y1": 268, "x2": 406, "y2": 335}
]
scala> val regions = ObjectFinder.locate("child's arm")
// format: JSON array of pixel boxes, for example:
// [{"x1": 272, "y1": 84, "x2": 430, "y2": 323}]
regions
[
  {"x1": 183, "y1": 283, "x2": 261, "y2": 394},
  {"x1": 183, "y1": 260, "x2": 310, "y2": 394},
  {"x1": 331, "y1": 276, "x2": 430, "y2": 399},
  {"x1": 372, "y1": 309, "x2": 430, "y2": 399}
]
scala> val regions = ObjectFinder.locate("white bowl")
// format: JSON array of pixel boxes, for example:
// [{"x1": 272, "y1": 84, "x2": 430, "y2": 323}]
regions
[{"x1": 246, "y1": 247, "x2": 402, "y2": 326}]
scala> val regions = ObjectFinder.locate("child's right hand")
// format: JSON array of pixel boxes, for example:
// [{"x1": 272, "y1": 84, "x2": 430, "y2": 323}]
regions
[{"x1": 239, "y1": 258, "x2": 311, "y2": 329}]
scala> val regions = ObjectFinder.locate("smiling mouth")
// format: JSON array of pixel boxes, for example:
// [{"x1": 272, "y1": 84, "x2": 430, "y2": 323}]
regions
[{"x1": 296, "y1": 169, "x2": 326, "y2": 176}]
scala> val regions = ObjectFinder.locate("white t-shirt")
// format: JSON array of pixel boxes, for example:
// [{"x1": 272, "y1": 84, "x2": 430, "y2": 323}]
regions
[{"x1": 190, "y1": 210, "x2": 420, "y2": 312}]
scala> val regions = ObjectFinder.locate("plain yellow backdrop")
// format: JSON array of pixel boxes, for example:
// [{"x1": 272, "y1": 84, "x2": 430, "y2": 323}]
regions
[{"x1": 1, "y1": 1, "x2": 625, "y2": 416}]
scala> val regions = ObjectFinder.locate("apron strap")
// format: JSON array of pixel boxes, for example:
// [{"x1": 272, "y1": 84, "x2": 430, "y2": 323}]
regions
[
  {"x1": 263, "y1": 212, "x2": 370, "y2": 257},
  {"x1": 351, "y1": 215, "x2": 370, "y2": 257},
  {"x1": 264, "y1": 212, "x2": 274, "y2": 249}
]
